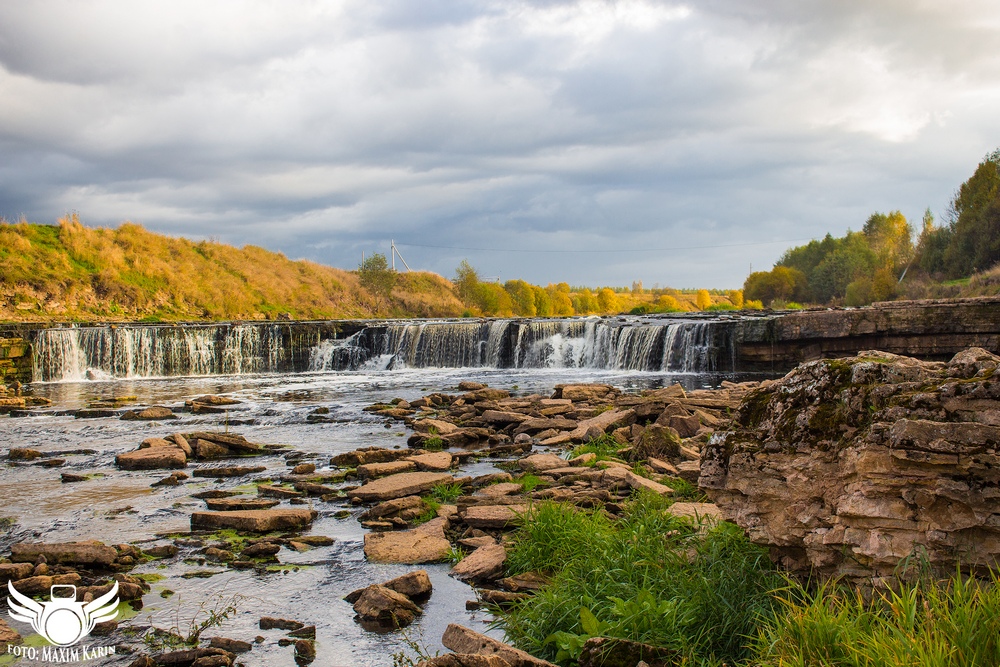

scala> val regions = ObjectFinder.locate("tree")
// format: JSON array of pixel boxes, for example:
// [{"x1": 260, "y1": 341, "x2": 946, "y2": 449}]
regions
[
  {"x1": 547, "y1": 284, "x2": 574, "y2": 316},
  {"x1": 573, "y1": 288, "x2": 596, "y2": 314},
  {"x1": 358, "y1": 253, "x2": 396, "y2": 312},
  {"x1": 531, "y1": 285, "x2": 552, "y2": 317},
  {"x1": 743, "y1": 266, "x2": 808, "y2": 306},
  {"x1": 695, "y1": 289, "x2": 711, "y2": 310},
  {"x1": 453, "y1": 260, "x2": 480, "y2": 305},
  {"x1": 656, "y1": 294, "x2": 681, "y2": 312},
  {"x1": 597, "y1": 288, "x2": 619, "y2": 313},
  {"x1": 504, "y1": 279, "x2": 537, "y2": 316},
  {"x1": 727, "y1": 289, "x2": 744, "y2": 309},
  {"x1": 862, "y1": 210, "x2": 913, "y2": 268},
  {"x1": 474, "y1": 281, "x2": 513, "y2": 316},
  {"x1": 944, "y1": 152, "x2": 1000, "y2": 276}
]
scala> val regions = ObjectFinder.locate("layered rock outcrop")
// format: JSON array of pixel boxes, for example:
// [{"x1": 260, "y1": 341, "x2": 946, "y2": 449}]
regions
[{"x1": 702, "y1": 347, "x2": 1000, "y2": 583}]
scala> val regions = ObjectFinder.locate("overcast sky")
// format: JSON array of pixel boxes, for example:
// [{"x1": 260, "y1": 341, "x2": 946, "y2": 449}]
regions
[{"x1": 1, "y1": 1, "x2": 998, "y2": 289}]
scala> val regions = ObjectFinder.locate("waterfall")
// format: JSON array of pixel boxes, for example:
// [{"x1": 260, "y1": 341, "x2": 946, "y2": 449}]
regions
[
  {"x1": 306, "y1": 317, "x2": 735, "y2": 374},
  {"x1": 32, "y1": 323, "x2": 290, "y2": 381},
  {"x1": 31, "y1": 316, "x2": 736, "y2": 381}
]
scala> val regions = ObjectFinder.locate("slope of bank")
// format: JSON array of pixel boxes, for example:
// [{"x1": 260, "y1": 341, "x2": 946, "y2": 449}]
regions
[{"x1": 0, "y1": 217, "x2": 464, "y2": 322}]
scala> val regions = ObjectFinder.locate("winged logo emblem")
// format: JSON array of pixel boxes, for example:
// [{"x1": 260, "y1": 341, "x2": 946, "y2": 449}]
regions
[{"x1": 7, "y1": 581, "x2": 120, "y2": 647}]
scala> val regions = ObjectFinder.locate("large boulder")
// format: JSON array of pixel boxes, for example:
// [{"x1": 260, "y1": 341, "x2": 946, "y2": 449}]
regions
[
  {"x1": 701, "y1": 348, "x2": 1000, "y2": 583},
  {"x1": 352, "y1": 585, "x2": 422, "y2": 628}
]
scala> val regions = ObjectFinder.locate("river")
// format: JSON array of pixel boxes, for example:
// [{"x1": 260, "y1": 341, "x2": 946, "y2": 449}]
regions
[{"x1": 1, "y1": 318, "x2": 764, "y2": 666}]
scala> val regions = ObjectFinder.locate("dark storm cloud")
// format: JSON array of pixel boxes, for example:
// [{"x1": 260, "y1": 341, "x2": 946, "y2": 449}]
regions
[{"x1": 1, "y1": 1, "x2": 998, "y2": 287}]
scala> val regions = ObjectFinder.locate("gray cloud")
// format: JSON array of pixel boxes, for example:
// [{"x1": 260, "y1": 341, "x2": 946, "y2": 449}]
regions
[{"x1": 1, "y1": 0, "x2": 998, "y2": 289}]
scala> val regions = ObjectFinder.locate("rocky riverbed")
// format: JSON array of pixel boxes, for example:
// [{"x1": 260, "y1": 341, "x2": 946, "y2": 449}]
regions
[{"x1": 0, "y1": 368, "x2": 754, "y2": 667}]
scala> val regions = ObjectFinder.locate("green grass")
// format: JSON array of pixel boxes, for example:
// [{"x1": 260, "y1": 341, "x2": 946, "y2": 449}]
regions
[
  {"x1": 412, "y1": 498, "x2": 441, "y2": 525},
  {"x1": 517, "y1": 473, "x2": 545, "y2": 493},
  {"x1": 499, "y1": 491, "x2": 783, "y2": 666},
  {"x1": 429, "y1": 482, "x2": 464, "y2": 503},
  {"x1": 754, "y1": 572, "x2": 1000, "y2": 666},
  {"x1": 570, "y1": 433, "x2": 623, "y2": 460},
  {"x1": 423, "y1": 436, "x2": 444, "y2": 451},
  {"x1": 665, "y1": 476, "x2": 708, "y2": 501}
]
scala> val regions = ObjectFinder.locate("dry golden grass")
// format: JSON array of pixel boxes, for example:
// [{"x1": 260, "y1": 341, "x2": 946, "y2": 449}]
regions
[{"x1": 0, "y1": 217, "x2": 462, "y2": 321}]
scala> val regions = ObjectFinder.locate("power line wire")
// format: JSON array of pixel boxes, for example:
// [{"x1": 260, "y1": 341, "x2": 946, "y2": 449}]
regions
[{"x1": 396, "y1": 237, "x2": 818, "y2": 254}]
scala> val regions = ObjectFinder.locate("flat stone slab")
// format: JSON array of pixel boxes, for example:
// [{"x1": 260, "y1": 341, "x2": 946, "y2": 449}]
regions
[
  {"x1": 116, "y1": 446, "x2": 187, "y2": 470},
  {"x1": 257, "y1": 484, "x2": 305, "y2": 499},
  {"x1": 568, "y1": 408, "x2": 635, "y2": 440},
  {"x1": 475, "y1": 483, "x2": 523, "y2": 499},
  {"x1": 599, "y1": 467, "x2": 673, "y2": 496},
  {"x1": 352, "y1": 472, "x2": 454, "y2": 503},
  {"x1": 406, "y1": 451, "x2": 453, "y2": 472},
  {"x1": 461, "y1": 505, "x2": 526, "y2": 530},
  {"x1": 358, "y1": 460, "x2": 417, "y2": 479},
  {"x1": 10, "y1": 541, "x2": 117, "y2": 567},
  {"x1": 190, "y1": 509, "x2": 317, "y2": 532},
  {"x1": 205, "y1": 497, "x2": 280, "y2": 511},
  {"x1": 481, "y1": 410, "x2": 530, "y2": 424},
  {"x1": 193, "y1": 466, "x2": 267, "y2": 478},
  {"x1": 364, "y1": 518, "x2": 451, "y2": 564},
  {"x1": 451, "y1": 543, "x2": 506, "y2": 583},
  {"x1": 412, "y1": 418, "x2": 459, "y2": 435},
  {"x1": 517, "y1": 454, "x2": 567, "y2": 472}
]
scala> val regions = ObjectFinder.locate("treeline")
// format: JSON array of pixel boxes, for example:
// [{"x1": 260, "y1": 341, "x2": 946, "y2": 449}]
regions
[
  {"x1": 451, "y1": 260, "x2": 747, "y2": 316},
  {"x1": 744, "y1": 149, "x2": 1000, "y2": 307}
]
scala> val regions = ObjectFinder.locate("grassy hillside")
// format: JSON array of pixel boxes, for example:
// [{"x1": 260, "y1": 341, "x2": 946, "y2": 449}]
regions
[{"x1": 0, "y1": 216, "x2": 464, "y2": 321}]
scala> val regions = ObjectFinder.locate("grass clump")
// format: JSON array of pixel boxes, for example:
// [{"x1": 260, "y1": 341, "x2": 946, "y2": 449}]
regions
[
  {"x1": 517, "y1": 473, "x2": 546, "y2": 493},
  {"x1": 429, "y1": 482, "x2": 464, "y2": 503},
  {"x1": 665, "y1": 476, "x2": 707, "y2": 502},
  {"x1": 423, "y1": 436, "x2": 444, "y2": 452},
  {"x1": 412, "y1": 498, "x2": 441, "y2": 525},
  {"x1": 570, "y1": 433, "x2": 623, "y2": 460},
  {"x1": 755, "y1": 573, "x2": 1000, "y2": 666},
  {"x1": 499, "y1": 491, "x2": 782, "y2": 666}
]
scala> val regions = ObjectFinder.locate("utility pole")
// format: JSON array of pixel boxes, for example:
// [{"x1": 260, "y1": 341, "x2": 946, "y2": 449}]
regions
[{"x1": 390, "y1": 240, "x2": 411, "y2": 272}]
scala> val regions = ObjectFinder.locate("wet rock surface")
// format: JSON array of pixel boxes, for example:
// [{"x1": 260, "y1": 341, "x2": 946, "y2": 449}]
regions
[{"x1": 703, "y1": 347, "x2": 1000, "y2": 582}]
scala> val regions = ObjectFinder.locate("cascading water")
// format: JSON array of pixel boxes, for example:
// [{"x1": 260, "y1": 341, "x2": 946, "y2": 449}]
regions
[
  {"x1": 33, "y1": 324, "x2": 292, "y2": 381},
  {"x1": 30, "y1": 317, "x2": 736, "y2": 382},
  {"x1": 308, "y1": 317, "x2": 736, "y2": 374}
]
